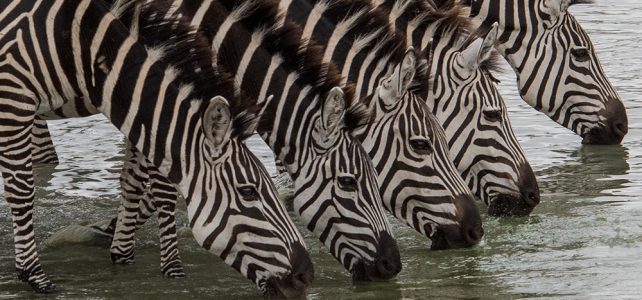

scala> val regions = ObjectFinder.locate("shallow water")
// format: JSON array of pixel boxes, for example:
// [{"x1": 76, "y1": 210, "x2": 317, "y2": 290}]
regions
[{"x1": 2, "y1": 1, "x2": 642, "y2": 299}]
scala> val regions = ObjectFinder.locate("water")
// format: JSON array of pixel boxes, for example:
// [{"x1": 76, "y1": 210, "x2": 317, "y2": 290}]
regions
[{"x1": 2, "y1": 1, "x2": 642, "y2": 298}]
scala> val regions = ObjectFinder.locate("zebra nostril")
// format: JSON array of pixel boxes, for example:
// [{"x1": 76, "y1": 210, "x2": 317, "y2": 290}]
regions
[
  {"x1": 466, "y1": 222, "x2": 484, "y2": 244},
  {"x1": 613, "y1": 121, "x2": 627, "y2": 138},
  {"x1": 524, "y1": 192, "x2": 540, "y2": 207}
]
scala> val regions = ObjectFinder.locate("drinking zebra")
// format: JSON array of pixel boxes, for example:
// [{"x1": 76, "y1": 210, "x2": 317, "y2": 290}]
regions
[
  {"x1": 107, "y1": 0, "x2": 403, "y2": 281},
  {"x1": 0, "y1": 1, "x2": 312, "y2": 296},
  {"x1": 295, "y1": 0, "x2": 539, "y2": 216},
  {"x1": 276, "y1": 0, "x2": 484, "y2": 245},
  {"x1": 105, "y1": 0, "x2": 493, "y2": 260},
  {"x1": 435, "y1": 0, "x2": 628, "y2": 144}
]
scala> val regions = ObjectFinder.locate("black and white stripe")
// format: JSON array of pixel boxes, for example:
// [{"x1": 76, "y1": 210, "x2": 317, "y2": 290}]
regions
[
  {"x1": 451, "y1": 0, "x2": 628, "y2": 144},
  {"x1": 279, "y1": 0, "x2": 483, "y2": 249},
  {"x1": 368, "y1": 0, "x2": 540, "y2": 216},
  {"x1": 0, "y1": 1, "x2": 311, "y2": 296},
  {"x1": 108, "y1": 0, "x2": 401, "y2": 281}
]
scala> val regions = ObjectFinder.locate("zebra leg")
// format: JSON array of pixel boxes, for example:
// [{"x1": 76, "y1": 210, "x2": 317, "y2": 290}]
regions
[
  {"x1": 0, "y1": 120, "x2": 56, "y2": 293},
  {"x1": 110, "y1": 145, "x2": 149, "y2": 264},
  {"x1": 31, "y1": 117, "x2": 59, "y2": 165},
  {"x1": 147, "y1": 166, "x2": 184, "y2": 278}
]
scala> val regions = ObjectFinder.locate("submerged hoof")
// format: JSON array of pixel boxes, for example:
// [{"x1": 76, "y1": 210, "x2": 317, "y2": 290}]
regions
[{"x1": 30, "y1": 280, "x2": 57, "y2": 294}]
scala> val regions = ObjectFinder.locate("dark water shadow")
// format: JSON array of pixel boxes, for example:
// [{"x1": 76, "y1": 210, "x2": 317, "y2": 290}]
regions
[{"x1": 536, "y1": 144, "x2": 630, "y2": 197}]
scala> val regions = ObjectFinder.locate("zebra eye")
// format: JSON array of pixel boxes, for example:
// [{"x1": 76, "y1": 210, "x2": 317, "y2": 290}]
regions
[
  {"x1": 571, "y1": 47, "x2": 590, "y2": 62},
  {"x1": 337, "y1": 176, "x2": 357, "y2": 192},
  {"x1": 237, "y1": 185, "x2": 259, "y2": 200},
  {"x1": 483, "y1": 110, "x2": 502, "y2": 122},
  {"x1": 409, "y1": 138, "x2": 433, "y2": 155}
]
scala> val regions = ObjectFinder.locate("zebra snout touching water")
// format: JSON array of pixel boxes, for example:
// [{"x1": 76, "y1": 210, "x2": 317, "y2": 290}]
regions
[
  {"x1": 280, "y1": 0, "x2": 484, "y2": 250},
  {"x1": 580, "y1": 97, "x2": 628, "y2": 145},
  {"x1": 355, "y1": 56, "x2": 484, "y2": 249},
  {"x1": 0, "y1": 0, "x2": 313, "y2": 295},
  {"x1": 370, "y1": 0, "x2": 541, "y2": 216},
  {"x1": 427, "y1": 25, "x2": 540, "y2": 217},
  {"x1": 446, "y1": 0, "x2": 629, "y2": 145},
  {"x1": 104, "y1": 0, "x2": 401, "y2": 282}
]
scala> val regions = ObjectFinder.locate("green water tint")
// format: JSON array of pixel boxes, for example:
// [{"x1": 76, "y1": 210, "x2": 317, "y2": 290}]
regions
[{"x1": 2, "y1": 1, "x2": 642, "y2": 298}]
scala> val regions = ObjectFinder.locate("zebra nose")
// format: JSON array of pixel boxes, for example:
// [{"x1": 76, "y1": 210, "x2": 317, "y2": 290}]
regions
[
  {"x1": 274, "y1": 243, "x2": 314, "y2": 297},
  {"x1": 373, "y1": 232, "x2": 402, "y2": 280},
  {"x1": 519, "y1": 162, "x2": 540, "y2": 208},
  {"x1": 290, "y1": 243, "x2": 314, "y2": 288},
  {"x1": 457, "y1": 194, "x2": 483, "y2": 245},
  {"x1": 583, "y1": 98, "x2": 628, "y2": 145},
  {"x1": 611, "y1": 119, "x2": 628, "y2": 140},
  {"x1": 609, "y1": 97, "x2": 628, "y2": 140},
  {"x1": 464, "y1": 219, "x2": 484, "y2": 246}
]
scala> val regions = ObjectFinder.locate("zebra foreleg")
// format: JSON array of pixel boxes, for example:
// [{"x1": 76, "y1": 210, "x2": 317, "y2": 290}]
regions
[
  {"x1": 1, "y1": 118, "x2": 56, "y2": 293},
  {"x1": 148, "y1": 166, "x2": 185, "y2": 278},
  {"x1": 31, "y1": 118, "x2": 58, "y2": 165},
  {"x1": 110, "y1": 146, "x2": 149, "y2": 265}
]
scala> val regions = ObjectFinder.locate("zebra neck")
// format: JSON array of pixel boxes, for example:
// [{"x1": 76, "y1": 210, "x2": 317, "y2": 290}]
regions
[
  {"x1": 280, "y1": 0, "x2": 404, "y2": 101},
  {"x1": 64, "y1": 0, "x2": 199, "y2": 183},
  {"x1": 464, "y1": 0, "x2": 532, "y2": 74},
  {"x1": 167, "y1": 0, "x2": 335, "y2": 178}
]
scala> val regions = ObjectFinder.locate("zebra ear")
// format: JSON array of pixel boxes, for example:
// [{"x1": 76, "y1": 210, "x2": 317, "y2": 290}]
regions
[
  {"x1": 456, "y1": 38, "x2": 485, "y2": 77},
  {"x1": 398, "y1": 48, "x2": 417, "y2": 95},
  {"x1": 456, "y1": 25, "x2": 497, "y2": 77},
  {"x1": 479, "y1": 23, "x2": 499, "y2": 63},
  {"x1": 240, "y1": 95, "x2": 273, "y2": 139},
  {"x1": 378, "y1": 48, "x2": 417, "y2": 107},
  {"x1": 321, "y1": 87, "x2": 346, "y2": 133},
  {"x1": 203, "y1": 96, "x2": 232, "y2": 148}
]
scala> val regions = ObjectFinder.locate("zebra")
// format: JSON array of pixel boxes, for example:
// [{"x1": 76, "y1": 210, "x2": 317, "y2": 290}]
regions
[
  {"x1": 105, "y1": 0, "x2": 490, "y2": 256},
  {"x1": 291, "y1": 0, "x2": 539, "y2": 216},
  {"x1": 435, "y1": 0, "x2": 628, "y2": 145},
  {"x1": 277, "y1": 0, "x2": 484, "y2": 246},
  {"x1": 104, "y1": 0, "x2": 403, "y2": 281},
  {"x1": 0, "y1": 1, "x2": 313, "y2": 296}
]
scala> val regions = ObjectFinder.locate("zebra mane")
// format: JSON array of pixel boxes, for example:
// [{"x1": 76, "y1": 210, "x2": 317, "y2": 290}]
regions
[
  {"x1": 318, "y1": 0, "x2": 408, "y2": 71},
  {"x1": 424, "y1": 0, "x2": 504, "y2": 75},
  {"x1": 112, "y1": 0, "x2": 261, "y2": 138},
  {"x1": 308, "y1": 0, "x2": 430, "y2": 112},
  {"x1": 210, "y1": 0, "x2": 373, "y2": 132}
]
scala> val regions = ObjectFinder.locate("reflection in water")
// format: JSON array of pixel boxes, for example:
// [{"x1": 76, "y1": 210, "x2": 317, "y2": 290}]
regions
[
  {"x1": 538, "y1": 145, "x2": 630, "y2": 197},
  {"x1": 2, "y1": 0, "x2": 642, "y2": 298}
]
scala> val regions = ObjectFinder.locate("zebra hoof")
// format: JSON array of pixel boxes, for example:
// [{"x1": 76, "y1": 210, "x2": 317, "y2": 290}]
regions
[
  {"x1": 110, "y1": 252, "x2": 135, "y2": 265},
  {"x1": 29, "y1": 280, "x2": 57, "y2": 294}
]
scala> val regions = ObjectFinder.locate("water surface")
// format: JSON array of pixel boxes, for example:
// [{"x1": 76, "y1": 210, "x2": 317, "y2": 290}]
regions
[{"x1": 1, "y1": 1, "x2": 642, "y2": 298}]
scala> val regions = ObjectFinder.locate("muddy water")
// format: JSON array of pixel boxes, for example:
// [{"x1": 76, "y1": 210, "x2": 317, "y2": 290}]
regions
[{"x1": 1, "y1": 1, "x2": 642, "y2": 298}]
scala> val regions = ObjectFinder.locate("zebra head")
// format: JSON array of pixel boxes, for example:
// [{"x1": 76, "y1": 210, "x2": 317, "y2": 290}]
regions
[
  {"x1": 353, "y1": 48, "x2": 483, "y2": 249},
  {"x1": 185, "y1": 96, "x2": 312, "y2": 297},
  {"x1": 484, "y1": 0, "x2": 628, "y2": 144},
  {"x1": 290, "y1": 87, "x2": 401, "y2": 282},
  {"x1": 427, "y1": 23, "x2": 540, "y2": 216}
]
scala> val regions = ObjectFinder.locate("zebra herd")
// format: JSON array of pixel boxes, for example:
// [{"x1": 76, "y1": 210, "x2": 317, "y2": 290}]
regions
[{"x1": 0, "y1": 0, "x2": 627, "y2": 297}]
